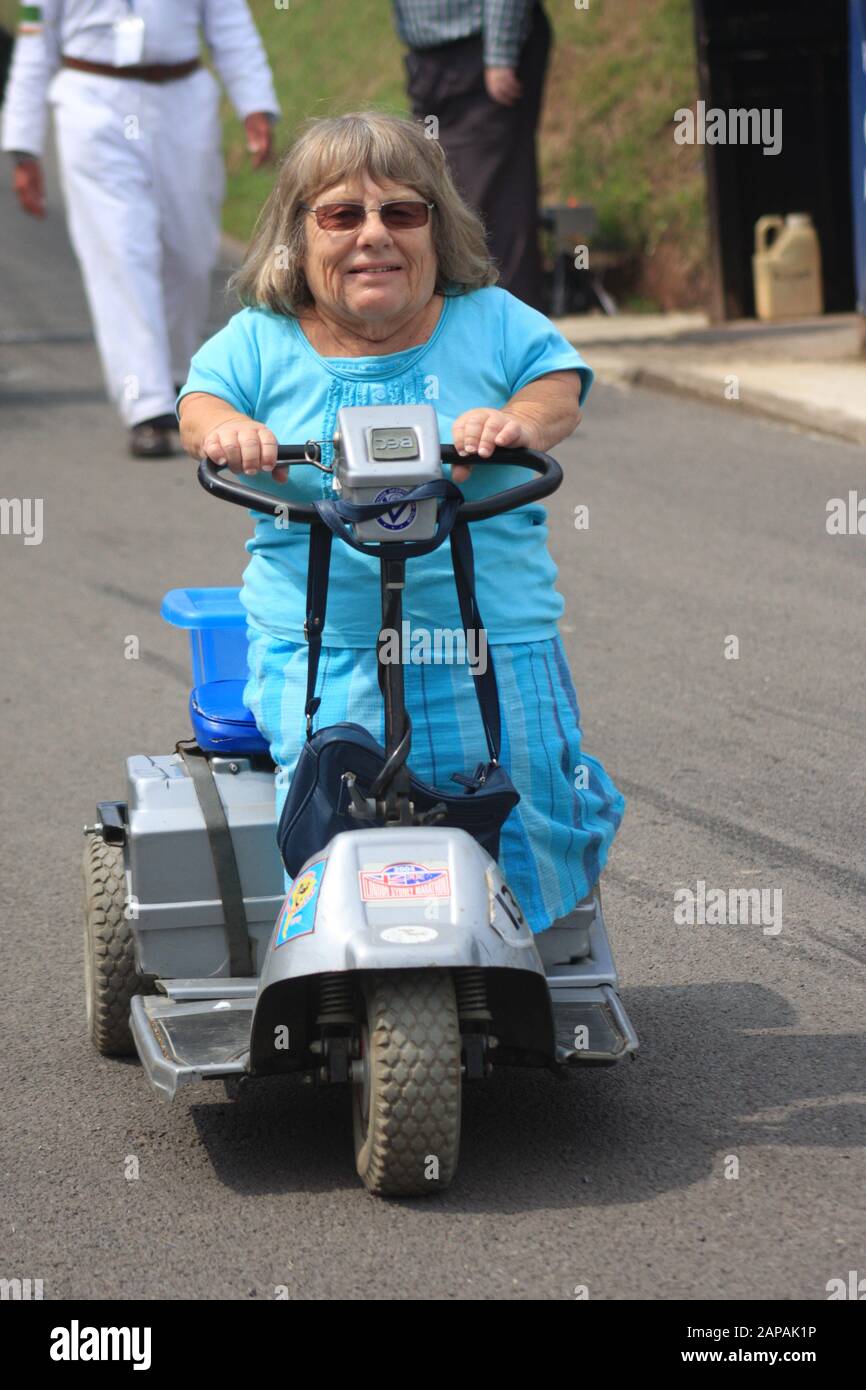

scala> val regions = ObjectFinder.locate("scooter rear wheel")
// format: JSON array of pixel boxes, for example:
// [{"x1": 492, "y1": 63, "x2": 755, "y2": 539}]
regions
[
  {"x1": 352, "y1": 970, "x2": 462, "y2": 1197},
  {"x1": 82, "y1": 835, "x2": 143, "y2": 1057}
]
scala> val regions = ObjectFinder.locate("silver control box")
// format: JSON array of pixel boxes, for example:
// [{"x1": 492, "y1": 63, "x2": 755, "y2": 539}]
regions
[{"x1": 331, "y1": 404, "x2": 443, "y2": 542}]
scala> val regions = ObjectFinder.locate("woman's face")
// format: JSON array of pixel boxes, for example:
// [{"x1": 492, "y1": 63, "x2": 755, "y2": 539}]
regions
[{"x1": 301, "y1": 172, "x2": 438, "y2": 329}]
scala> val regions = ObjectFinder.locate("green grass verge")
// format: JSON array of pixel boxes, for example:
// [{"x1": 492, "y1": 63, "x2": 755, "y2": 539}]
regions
[
  {"x1": 220, "y1": 0, "x2": 409, "y2": 243},
  {"x1": 544, "y1": 0, "x2": 705, "y2": 253}
]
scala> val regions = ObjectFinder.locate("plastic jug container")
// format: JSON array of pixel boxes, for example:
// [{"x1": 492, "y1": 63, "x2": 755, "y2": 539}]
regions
[{"x1": 752, "y1": 213, "x2": 823, "y2": 320}]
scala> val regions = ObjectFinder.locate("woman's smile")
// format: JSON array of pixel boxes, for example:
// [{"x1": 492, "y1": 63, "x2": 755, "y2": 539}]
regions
[{"x1": 346, "y1": 263, "x2": 404, "y2": 277}]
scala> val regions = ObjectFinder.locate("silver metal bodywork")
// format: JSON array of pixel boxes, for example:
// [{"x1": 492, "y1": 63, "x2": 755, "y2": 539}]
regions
[
  {"x1": 130, "y1": 993, "x2": 253, "y2": 1102},
  {"x1": 249, "y1": 825, "x2": 556, "y2": 1073},
  {"x1": 262, "y1": 826, "x2": 541, "y2": 976}
]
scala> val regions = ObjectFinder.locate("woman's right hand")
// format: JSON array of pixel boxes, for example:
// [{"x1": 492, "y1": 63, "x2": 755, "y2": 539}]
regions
[{"x1": 201, "y1": 416, "x2": 288, "y2": 483}]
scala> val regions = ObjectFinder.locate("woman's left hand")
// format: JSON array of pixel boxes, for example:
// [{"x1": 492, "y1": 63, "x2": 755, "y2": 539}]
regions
[{"x1": 451, "y1": 408, "x2": 540, "y2": 482}]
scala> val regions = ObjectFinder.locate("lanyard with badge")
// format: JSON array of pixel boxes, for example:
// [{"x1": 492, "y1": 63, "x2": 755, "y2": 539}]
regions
[{"x1": 113, "y1": 0, "x2": 146, "y2": 67}]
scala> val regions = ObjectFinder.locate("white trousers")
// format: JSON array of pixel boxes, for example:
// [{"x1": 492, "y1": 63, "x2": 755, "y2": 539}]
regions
[{"x1": 48, "y1": 65, "x2": 225, "y2": 427}]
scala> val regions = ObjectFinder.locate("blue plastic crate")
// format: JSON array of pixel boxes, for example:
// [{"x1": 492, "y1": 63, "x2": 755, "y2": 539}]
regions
[{"x1": 161, "y1": 588, "x2": 250, "y2": 685}]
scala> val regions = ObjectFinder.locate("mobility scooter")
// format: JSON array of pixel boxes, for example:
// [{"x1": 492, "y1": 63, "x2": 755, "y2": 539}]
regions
[{"x1": 82, "y1": 404, "x2": 637, "y2": 1195}]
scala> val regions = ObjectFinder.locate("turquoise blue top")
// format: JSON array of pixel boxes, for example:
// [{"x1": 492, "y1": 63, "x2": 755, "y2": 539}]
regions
[{"x1": 177, "y1": 286, "x2": 592, "y2": 647}]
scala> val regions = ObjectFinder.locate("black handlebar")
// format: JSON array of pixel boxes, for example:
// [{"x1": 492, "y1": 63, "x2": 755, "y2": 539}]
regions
[{"x1": 197, "y1": 444, "x2": 562, "y2": 524}]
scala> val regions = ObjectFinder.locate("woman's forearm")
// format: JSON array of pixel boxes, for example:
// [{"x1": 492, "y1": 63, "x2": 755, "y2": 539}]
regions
[
  {"x1": 178, "y1": 392, "x2": 250, "y2": 459},
  {"x1": 180, "y1": 374, "x2": 582, "y2": 463},
  {"x1": 503, "y1": 371, "x2": 583, "y2": 451}
]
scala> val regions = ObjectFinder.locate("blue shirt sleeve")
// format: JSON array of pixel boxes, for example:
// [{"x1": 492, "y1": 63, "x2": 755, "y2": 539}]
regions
[
  {"x1": 175, "y1": 310, "x2": 262, "y2": 420},
  {"x1": 499, "y1": 290, "x2": 594, "y2": 406}
]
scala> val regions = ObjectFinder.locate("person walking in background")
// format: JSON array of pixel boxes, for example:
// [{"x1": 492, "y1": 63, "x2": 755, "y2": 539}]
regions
[
  {"x1": 2, "y1": 1, "x2": 280, "y2": 457},
  {"x1": 393, "y1": 0, "x2": 550, "y2": 312}
]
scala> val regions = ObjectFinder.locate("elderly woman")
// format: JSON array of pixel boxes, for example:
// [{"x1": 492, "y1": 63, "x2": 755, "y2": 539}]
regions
[{"x1": 177, "y1": 111, "x2": 624, "y2": 939}]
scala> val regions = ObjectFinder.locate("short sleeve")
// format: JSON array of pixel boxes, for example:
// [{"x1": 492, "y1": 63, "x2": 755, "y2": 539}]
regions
[
  {"x1": 500, "y1": 290, "x2": 594, "y2": 406},
  {"x1": 175, "y1": 310, "x2": 261, "y2": 420}
]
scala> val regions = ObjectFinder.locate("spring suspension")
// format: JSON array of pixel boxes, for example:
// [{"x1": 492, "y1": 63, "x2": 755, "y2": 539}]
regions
[
  {"x1": 316, "y1": 973, "x2": 354, "y2": 1027},
  {"x1": 455, "y1": 968, "x2": 492, "y2": 1023}
]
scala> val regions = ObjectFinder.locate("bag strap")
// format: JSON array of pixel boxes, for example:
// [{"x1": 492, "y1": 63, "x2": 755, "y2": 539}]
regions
[
  {"x1": 302, "y1": 502, "x2": 504, "y2": 765},
  {"x1": 175, "y1": 740, "x2": 255, "y2": 977},
  {"x1": 449, "y1": 520, "x2": 502, "y2": 764},
  {"x1": 304, "y1": 521, "x2": 333, "y2": 736}
]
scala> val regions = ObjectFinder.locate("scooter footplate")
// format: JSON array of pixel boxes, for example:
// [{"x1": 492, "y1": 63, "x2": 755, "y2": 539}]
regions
[
  {"x1": 130, "y1": 994, "x2": 253, "y2": 1102},
  {"x1": 551, "y1": 985, "x2": 638, "y2": 1066}
]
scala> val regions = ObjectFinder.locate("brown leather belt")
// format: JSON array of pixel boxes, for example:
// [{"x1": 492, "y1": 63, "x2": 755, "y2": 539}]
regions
[{"x1": 61, "y1": 55, "x2": 201, "y2": 83}]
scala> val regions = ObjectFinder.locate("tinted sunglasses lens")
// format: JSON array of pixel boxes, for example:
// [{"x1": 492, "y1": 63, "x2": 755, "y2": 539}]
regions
[
  {"x1": 382, "y1": 201, "x2": 429, "y2": 228},
  {"x1": 316, "y1": 204, "x2": 365, "y2": 231},
  {"x1": 313, "y1": 202, "x2": 430, "y2": 231}
]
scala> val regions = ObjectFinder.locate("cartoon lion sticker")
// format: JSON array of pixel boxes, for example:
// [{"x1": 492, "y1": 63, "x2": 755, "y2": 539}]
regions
[
  {"x1": 288, "y1": 871, "x2": 317, "y2": 919},
  {"x1": 274, "y1": 861, "x2": 326, "y2": 948}
]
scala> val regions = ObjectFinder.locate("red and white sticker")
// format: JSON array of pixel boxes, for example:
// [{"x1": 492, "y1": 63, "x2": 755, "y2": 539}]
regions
[{"x1": 359, "y1": 861, "x2": 451, "y2": 902}]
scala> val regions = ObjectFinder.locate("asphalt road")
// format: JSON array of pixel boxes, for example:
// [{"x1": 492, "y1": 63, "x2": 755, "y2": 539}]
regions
[{"x1": 1, "y1": 149, "x2": 864, "y2": 1302}]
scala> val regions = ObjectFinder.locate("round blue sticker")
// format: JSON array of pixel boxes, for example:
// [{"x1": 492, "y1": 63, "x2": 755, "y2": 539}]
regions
[{"x1": 374, "y1": 487, "x2": 416, "y2": 532}]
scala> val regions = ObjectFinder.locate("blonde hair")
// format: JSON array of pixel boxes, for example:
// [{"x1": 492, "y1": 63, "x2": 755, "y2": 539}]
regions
[{"x1": 227, "y1": 111, "x2": 497, "y2": 315}]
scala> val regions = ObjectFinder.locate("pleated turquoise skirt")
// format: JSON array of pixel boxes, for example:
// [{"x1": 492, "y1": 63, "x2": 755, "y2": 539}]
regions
[{"x1": 243, "y1": 627, "x2": 625, "y2": 934}]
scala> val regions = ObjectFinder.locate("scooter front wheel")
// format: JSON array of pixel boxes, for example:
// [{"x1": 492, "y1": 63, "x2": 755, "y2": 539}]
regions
[{"x1": 352, "y1": 970, "x2": 462, "y2": 1197}]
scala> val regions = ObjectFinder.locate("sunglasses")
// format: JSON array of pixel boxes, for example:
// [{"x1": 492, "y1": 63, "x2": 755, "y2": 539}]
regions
[{"x1": 301, "y1": 199, "x2": 434, "y2": 233}]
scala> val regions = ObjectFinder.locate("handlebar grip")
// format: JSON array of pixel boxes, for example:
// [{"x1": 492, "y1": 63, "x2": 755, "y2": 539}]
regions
[
  {"x1": 198, "y1": 452, "x2": 318, "y2": 521},
  {"x1": 197, "y1": 445, "x2": 562, "y2": 523},
  {"x1": 440, "y1": 445, "x2": 561, "y2": 519}
]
